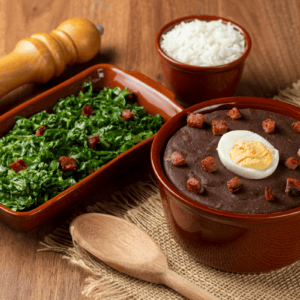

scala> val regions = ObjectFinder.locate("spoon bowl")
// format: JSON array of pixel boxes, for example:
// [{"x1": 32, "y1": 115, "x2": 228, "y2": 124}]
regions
[
  {"x1": 70, "y1": 213, "x2": 167, "y2": 283},
  {"x1": 70, "y1": 213, "x2": 218, "y2": 300}
]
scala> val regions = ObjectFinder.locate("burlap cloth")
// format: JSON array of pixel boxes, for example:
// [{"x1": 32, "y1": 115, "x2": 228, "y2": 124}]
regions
[{"x1": 39, "y1": 81, "x2": 300, "y2": 300}]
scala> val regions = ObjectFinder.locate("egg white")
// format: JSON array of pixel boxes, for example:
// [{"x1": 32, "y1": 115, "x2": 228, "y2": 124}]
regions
[{"x1": 217, "y1": 130, "x2": 279, "y2": 179}]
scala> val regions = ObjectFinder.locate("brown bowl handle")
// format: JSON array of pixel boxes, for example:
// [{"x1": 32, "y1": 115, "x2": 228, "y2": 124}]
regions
[{"x1": 0, "y1": 17, "x2": 102, "y2": 99}]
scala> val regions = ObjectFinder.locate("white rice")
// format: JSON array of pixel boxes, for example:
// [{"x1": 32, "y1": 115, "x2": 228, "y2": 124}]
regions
[{"x1": 160, "y1": 19, "x2": 246, "y2": 67}]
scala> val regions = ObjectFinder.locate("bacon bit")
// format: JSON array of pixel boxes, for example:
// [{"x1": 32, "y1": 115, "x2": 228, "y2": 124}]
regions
[
  {"x1": 187, "y1": 177, "x2": 204, "y2": 194},
  {"x1": 58, "y1": 156, "x2": 77, "y2": 171},
  {"x1": 82, "y1": 105, "x2": 94, "y2": 116},
  {"x1": 212, "y1": 120, "x2": 227, "y2": 135},
  {"x1": 291, "y1": 121, "x2": 300, "y2": 133},
  {"x1": 36, "y1": 126, "x2": 46, "y2": 136},
  {"x1": 187, "y1": 112, "x2": 206, "y2": 128},
  {"x1": 171, "y1": 151, "x2": 186, "y2": 166},
  {"x1": 227, "y1": 107, "x2": 242, "y2": 120},
  {"x1": 201, "y1": 157, "x2": 217, "y2": 173},
  {"x1": 285, "y1": 178, "x2": 300, "y2": 196},
  {"x1": 285, "y1": 157, "x2": 300, "y2": 170},
  {"x1": 265, "y1": 187, "x2": 274, "y2": 201},
  {"x1": 227, "y1": 177, "x2": 241, "y2": 193},
  {"x1": 87, "y1": 134, "x2": 100, "y2": 149},
  {"x1": 122, "y1": 109, "x2": 135, "y2": 121},
  {"x1": 8, "y1": 159, "x2": 27, "y2": 173},
  {"x1": 262, "y1": 118, "x2": 275, "y2": 133}
]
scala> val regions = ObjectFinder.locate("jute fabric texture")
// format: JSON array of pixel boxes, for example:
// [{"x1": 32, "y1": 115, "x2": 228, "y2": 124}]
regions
[{"x1": 39, "y1": 80, "x2": 300, "y2": 300}]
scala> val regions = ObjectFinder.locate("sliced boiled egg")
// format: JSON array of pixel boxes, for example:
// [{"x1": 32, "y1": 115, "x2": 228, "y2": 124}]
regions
[{"x1": 217, "y1": 130, "x2": 279, "y2": 179}]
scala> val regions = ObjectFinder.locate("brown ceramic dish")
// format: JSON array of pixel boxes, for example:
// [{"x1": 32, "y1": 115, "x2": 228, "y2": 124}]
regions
[
  {"x1": 155, "y1": 15, "x2": 252, "y2": 108},
  {"x1": 151, "y1": 97, "x2": 300, "y2": 273},
  {"x1": 0, "y1": 64, "x2": 183, "y2": 232}
]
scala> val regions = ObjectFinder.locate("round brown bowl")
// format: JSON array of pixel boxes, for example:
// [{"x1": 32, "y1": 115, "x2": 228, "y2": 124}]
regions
[
  {"x1": 155, "y1": 15, "x2": 252, "y2": 108},
  {"x1": 151, "y1": 97, "x2": 300, "y2": 273}
]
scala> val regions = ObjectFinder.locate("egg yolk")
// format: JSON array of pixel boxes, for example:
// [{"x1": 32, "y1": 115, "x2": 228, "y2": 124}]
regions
[{"x1": 230, "y1": 141, "x2": 273, "y2": 170}]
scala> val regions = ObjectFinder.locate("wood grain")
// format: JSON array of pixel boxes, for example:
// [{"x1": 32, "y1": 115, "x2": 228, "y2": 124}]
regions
[
  {"x1": 0, "y1": 17, "x2": 101, "y2": 98},
  {"x1": 70, "y1": 213, "x2": 218, "y2": 300},
  {"x1": 0, "y1": 0, "x2": 300, "y2": 299}
]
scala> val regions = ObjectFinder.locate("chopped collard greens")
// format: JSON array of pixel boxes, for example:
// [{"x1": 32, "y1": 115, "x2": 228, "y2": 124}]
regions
[{"x1": 0, "y1": 83, "x2": 163, "y2": 211}]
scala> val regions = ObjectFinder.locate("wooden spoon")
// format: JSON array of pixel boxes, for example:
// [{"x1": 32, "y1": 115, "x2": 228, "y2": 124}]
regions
[{"x1": 70, "y1": 213, "x2": 218, "y2": 300}]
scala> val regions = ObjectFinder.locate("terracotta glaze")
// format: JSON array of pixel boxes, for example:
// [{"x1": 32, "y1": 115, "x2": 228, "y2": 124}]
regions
[
  {"x1": 0, "y1": 64, "x2": 183, "y2": 232},
  {"x1": 151, "y1": 97, "x2": 300, "y2": 273},
  {"x1": 155, "y1": 15, "x2": 252, "y2": 108}
]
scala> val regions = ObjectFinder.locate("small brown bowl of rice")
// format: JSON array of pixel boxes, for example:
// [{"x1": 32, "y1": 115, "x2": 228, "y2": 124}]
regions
[{"x1": 155, "y1": 15, "x2": 252, "y2": 108}]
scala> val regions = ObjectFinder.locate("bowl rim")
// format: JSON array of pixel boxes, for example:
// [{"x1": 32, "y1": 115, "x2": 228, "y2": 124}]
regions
[
  {"x1": 155, "y1": 15, "x2": 252, "y2": 72},
  {"x1": 151, "y1": 96, "x2": 300, "y2": 223}
]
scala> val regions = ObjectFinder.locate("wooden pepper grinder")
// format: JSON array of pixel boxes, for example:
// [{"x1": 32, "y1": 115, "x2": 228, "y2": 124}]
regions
[{"x1": 0, "y1": 17, "x2": 103, "y2": 98}]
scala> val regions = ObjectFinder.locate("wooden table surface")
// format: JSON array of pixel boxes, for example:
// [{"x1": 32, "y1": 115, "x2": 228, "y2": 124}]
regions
[{"x1": 1, "y1": 1, "x2": 300, "y2": 299}]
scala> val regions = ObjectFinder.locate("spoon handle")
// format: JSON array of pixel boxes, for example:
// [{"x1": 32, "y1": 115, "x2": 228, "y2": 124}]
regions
[{"x1": 162, "y1": 269, "x2": 218, "y2": 300}]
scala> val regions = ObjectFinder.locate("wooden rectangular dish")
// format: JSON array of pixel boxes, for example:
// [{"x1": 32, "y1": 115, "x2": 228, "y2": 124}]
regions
[{"x1": 0, "y1": 64, "x2": 183, "y2": 232}]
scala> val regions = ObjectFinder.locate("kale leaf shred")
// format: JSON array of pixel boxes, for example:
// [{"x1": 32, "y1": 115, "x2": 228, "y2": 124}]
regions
[{"x1": 0, "y1": 83, "x2": 163, "y2": 211}]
